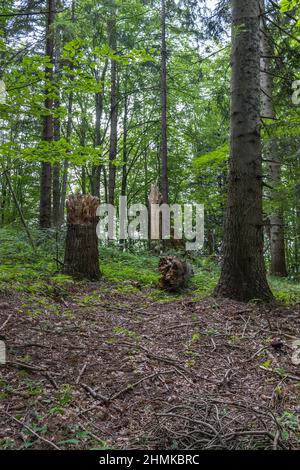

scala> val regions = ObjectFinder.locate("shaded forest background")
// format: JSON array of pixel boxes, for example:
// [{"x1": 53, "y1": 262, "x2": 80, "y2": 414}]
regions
[{"x1": 0, "y1": 0, "x2": 299, "y2": 298}]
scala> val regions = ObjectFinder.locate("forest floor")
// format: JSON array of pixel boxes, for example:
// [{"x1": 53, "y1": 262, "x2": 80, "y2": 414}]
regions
[
  {"x1": 0, "y1": 229, "x2": 300, "y2": 450},
  {"x1": 1, "y1": 279, "x2": 300, "y2": 450}
]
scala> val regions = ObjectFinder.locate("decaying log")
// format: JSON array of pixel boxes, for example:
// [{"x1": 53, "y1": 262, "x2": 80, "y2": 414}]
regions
[
  {"x1": 63, "y1": 194, "x2": 100, "y2": 280},
  {"x1": 158, "y1": 256, "x2": 192, "y2": 292}
]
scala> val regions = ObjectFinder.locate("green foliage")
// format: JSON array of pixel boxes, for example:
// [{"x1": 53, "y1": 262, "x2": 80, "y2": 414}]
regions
[
  {"x1": 50, "y1": 384, "x2": 74, "y2": 415},
  {"x1": 280, "y1": 0, "x2": 300, "y2": 13},
  {"x1": 0, "y1": 229, "x2": 299, "y2": 304},
  {"x1": 193, "y1": 145, "x2": 229, "y2": 170},
  {"x1": 100, "y1": 246, "x2": 159, "y2": 285},
  {"x1": 269, "y1": 276, "x2": 300, "y2": 304}
]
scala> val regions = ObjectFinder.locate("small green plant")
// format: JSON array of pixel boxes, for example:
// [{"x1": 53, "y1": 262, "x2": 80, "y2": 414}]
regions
[
  {"x1": 50, "y1": 384, "x2": 74, "y2": 415},
  {"x1": 279, "y1": 411, "x2": 300, "y2": 441},
  {"x1": 112, "y1": 326, "x2": 141, "y2": 341},
  {"x1": 25, "y1": 380, "x2": 44, "y2": 397},
  {"x1": 0, "y1": 438, "x2": 15, "y2": 449}
]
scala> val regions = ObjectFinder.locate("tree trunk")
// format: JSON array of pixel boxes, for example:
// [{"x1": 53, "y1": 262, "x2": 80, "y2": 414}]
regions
[
  {"x1": 58, "y1": 0, "x2": 75, "y2": 226},
  {"x1": 91, "y1": 60, "x2": 108, "y2": 197},
  {"x1": 267, "y1": 141, "x2": 288, "y2": 276},
  {"x1": 260, "y1": 0, "x2": 288, "y2": 277},
  {"x1": 63, "y1": 194, "x2": 100, "y2": 280},
  {"x1": 121, "y1": 90, "x2": 128, "y2": 197},
  {"x1": 58, "y1": 91, "x2": 73, "y2": 226},
  {"x1": 160, "y1": 0, "x2": 169, "y2": 204},
  {"x1": 108, "y1": 17, "x2": 118, "y2": 206},
  {"x1": 295, "y1": 181, "x2": 300, "y2": 274},
  {"x1": 52, "y1": 22, "x2": 61, "y2": 227},
  {"x1": 39, "y1": 0, "x2": 56, "y2": 228},
  {"x1": 214, "y1": 0, "x2": 273, "y2": 302}
]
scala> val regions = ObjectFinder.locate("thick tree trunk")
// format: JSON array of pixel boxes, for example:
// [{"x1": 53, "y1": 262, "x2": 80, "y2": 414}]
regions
[
  {"x1": 260, "y1": 0, "x2": 287, "y2": 277},
  {"x1": 39, "y1": 0, "x2": 56, "y2": 228},
  {"x1": 160, "y1": 0, "x2": 169, "y2": 204},
  {"x1": 215, "y1": 0, "x2": 273, "y2": 302},
  {"x1": 63, "y1": 194, "x2": 100, "y2": 280},
  {"x1": 108, "y1": 18, "x2": 118, "y2": 206}
]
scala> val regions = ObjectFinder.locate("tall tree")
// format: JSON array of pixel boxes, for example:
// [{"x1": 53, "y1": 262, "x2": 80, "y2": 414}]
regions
[
  {"x1": 108, "y1": 14, "x2": 118, "y2": 206},
  {"x1": 260, "y1": 0, "x2": 288, "y2": 277},
  {"x1": 52, "y1": 10, "x2": 62, "y2": 227},
  {"x1": 39, "y1": 0, "x2": 56, "y2": 228},
  {"x1": 58, "y1": 0, "x2": 76, "y2": 226},
  {"x1": 215, "y1": 0, "x2": 273, "y2": 301},
  {"x1": 160, "y1": 0, "x2": 169, "y2": 204},
  {"x1": 91, "y1": 60, "x2": 108, "y2": 198}
]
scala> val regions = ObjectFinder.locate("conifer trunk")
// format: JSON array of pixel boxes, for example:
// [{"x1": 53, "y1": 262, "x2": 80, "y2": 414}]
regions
[
  {"x1": 260, "y1": 0, "x2": 287, "y2": 277},
  {"x1": 108, "y1": 17, "x2": 118, "y2": 206},
  {"x1": 160, "y1": 0, "x2": 169, "y2": 204},
  {"x1": 215, "y1": 0, "x2": 273, "y2": 302}
]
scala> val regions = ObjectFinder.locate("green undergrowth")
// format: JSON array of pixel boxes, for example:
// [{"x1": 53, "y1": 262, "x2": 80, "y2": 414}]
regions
[
  {"x1": 99, "y1": 246, "x2": 158, "y2": 286},
  {"x1": 0, "y1": 227, "x2": 299, "y2": 305},
  {"x1": 269, "y1": 276, "x2": 300, "y2": 304}
]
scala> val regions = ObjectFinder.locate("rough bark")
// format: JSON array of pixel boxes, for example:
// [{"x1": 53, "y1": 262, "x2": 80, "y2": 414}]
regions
[
  {"x1": 108, "y1": 17, "x2": 118, "y2": 206},
  {"x1": 39, "y1": 0, "x2": 56, "y2": 228},
  {"x1": 260, "y1": 0, "x2": 288, "y2": 277},
  {"x1": 160, "y1": 0, "x2": 169, "y2": 204},
  {"x1": 215, "y1": 0, "x2": 273, "y2": 302},
  {"x1": 63, "y1": 194, "x2": 100, "y2": 280}
]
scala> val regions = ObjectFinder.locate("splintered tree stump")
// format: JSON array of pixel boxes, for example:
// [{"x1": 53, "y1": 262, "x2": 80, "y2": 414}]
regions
[
  {"x1": 63, "y1": 194, "x2": 100, "y2": 280},
  {"x1": 158, "y1": 256, "x2": 192, "y2": 292}
]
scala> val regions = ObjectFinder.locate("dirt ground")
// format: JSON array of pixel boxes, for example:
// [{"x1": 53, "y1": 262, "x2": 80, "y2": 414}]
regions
[{"x1": 0, "y1": 280, "x2": 300, "y2": 450}]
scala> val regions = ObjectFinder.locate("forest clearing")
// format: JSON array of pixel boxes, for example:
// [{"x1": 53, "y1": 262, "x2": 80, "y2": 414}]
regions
[{"x1": 1, "y1": 0, "x2": 300, "y2": 457}]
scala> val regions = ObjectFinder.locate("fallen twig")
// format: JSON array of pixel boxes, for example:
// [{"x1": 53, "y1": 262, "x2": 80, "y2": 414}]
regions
[
  {"x1": 0, "y1": 314, "x2": 12, "y2": 331},
  {"x1": 2, "y1": 411, "x2": 61, "y2": 450},
  {"x1": 110, "y1": 370, "x2": 174, "y2": 401},
  {"x1": 81, "y1": 383, "x2": 109, "y2": 404},
  {"x1": 76, "y1": 363, "x2": 88, "y2": 385}
]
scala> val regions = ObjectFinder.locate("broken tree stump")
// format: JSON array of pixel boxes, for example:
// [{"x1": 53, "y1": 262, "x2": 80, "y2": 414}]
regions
[
  {"x1": 63, "y1": 194, "x2": 100, "y2": 280},
  {"x1": 158, "y1": 256, "x2": 192, "y2": 292}
]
